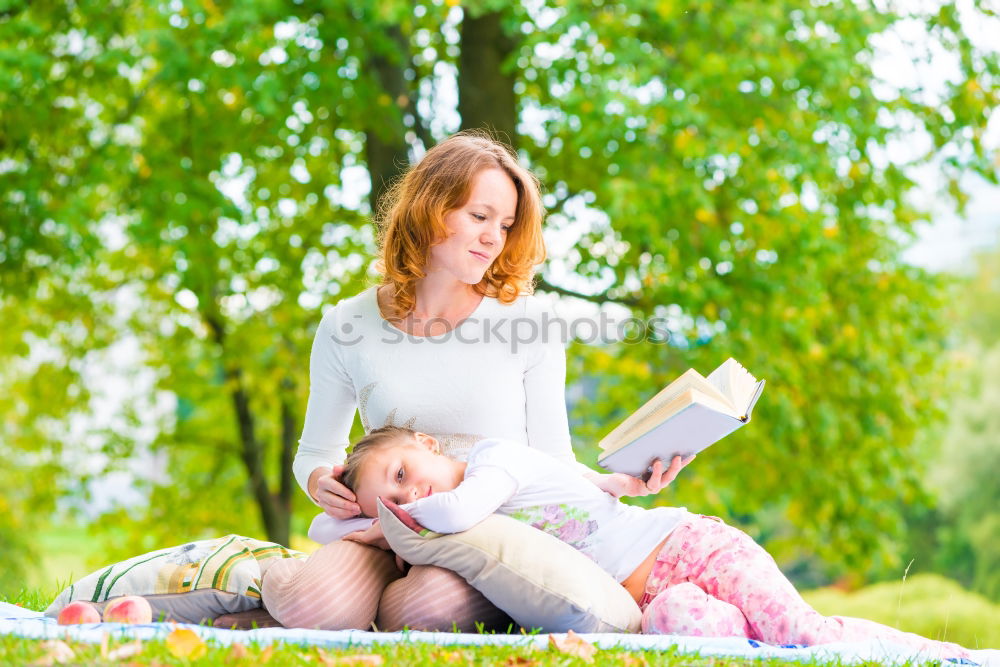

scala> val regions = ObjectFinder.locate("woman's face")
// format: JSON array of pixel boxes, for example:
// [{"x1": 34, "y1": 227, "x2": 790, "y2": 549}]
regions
[{"x1": 427, "y1": 168, "x2": 518, "y2": 284}]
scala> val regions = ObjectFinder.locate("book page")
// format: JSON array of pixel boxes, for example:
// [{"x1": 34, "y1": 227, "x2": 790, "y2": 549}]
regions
[
  {"x1": 599, "y1": 369, "x2": 729, "y2": 450},
  {"x1": 706, "y1": 358, "x2": 759, "y2": 412},
  {"x1": 601, "y1": 387, "x2": 741, "y2": 455},
  {"x1": 597, "y1": 402, "x2": 745, "y2": 477}
]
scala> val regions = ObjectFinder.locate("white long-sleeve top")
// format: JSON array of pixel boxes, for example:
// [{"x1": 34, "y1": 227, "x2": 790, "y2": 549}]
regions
[
  {"x1": 403, "y1": 438, "x2": 688, "y2": 582},
  {"x1": 295, "y1": 285, "x2": 579, "y2": 510}
]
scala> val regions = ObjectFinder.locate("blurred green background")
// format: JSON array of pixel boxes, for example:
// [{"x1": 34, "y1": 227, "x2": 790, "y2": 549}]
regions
[{"x1": 2, "y1": 0, "x2": 999, "y2": 629}]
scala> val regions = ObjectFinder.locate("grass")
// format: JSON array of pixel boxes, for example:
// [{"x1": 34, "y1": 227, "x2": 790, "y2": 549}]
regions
[
  {"x1": 3, "y1": 581, "x2": 996, "y2": 666},
  {"x1": 802, "y1": 573, "x2": 1000, "y2": 650}
]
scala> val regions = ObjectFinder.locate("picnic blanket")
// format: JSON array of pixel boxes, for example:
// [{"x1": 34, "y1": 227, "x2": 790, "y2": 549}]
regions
[{"x1": 1, "y1": 602, "x2": 996, "y2": 665}]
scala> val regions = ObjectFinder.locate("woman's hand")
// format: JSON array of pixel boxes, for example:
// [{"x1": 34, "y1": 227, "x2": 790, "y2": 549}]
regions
[
  {"x1": 344, "y1": 520, "x2": 391, "y2": 551},
  {"x1": 309, "y1": 465, "x2": 362, "y2": 519},
  {"x1": 587, "y1": 455, "x2": 696, "y2": 498}
]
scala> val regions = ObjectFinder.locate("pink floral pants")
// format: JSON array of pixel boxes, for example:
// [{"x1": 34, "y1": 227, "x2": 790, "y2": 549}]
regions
[{"x1": 639, "y1": 514, "x2": 969, "y2": 660}]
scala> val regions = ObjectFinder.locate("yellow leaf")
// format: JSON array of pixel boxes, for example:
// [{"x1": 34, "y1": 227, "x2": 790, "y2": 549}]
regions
[
  {"x1": 548, "y1": 630, "x2": 597, "y2": 663},
  {"x1": 823, "y1": 225, "x2": 839, "y2": 239},
  {"x1": 165, "y1": 627, "x2": 207, "y2": 659},
  {"x1": 259, "y1": 644, "x2": 275, "y2": 663},
  {"x1": 694, "y1": 208, "x2": 715, "y2": 224}
]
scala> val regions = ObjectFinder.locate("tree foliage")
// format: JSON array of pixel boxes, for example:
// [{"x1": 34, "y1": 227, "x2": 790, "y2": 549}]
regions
[{"x1": 1, "y1": 0, "x2": 997, "y2": 586}]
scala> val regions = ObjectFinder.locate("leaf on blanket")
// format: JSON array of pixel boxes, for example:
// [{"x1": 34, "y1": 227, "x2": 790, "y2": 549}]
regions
[
  {"x1": 258, "y1": 644, "x2": 275, "y2": 663},
  {"x1": 548, "y1": 630, "x2": 597, "y2": 663},
  {"x1": 33, "y1": 640, "x2": 75, "y2": 666},
  {"x1": 107, "y1": 640, "x2": 144, "y2": 660},
  {"x1": 165, "y1": 627, "x2": 207, "y2": 659},
  {"x1": 504, "y1": 656, "x2": 540, "y2": 666}
]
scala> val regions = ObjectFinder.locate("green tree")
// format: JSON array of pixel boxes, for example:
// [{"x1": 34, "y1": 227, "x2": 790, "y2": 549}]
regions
[
  {"x1": 913, "y1": 245, "x2": 1000, "y2": 600},
  {"x1": 1, "y1": 0, "x2": 997, "y2": 585}
]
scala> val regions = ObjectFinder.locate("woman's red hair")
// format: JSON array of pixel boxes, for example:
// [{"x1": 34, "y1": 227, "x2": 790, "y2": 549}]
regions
[{"x1": 374, "y1": 131, "x2": 546, "y2": 319}]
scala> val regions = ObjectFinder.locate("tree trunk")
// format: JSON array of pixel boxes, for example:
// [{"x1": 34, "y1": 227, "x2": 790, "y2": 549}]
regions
[
  {"x1": 205, "y1": 314, "x2": 289, "y2": 545},
  {"x1": 365, "y1": 25, "x2": 413, "y2": 214},
  {"x1": 458, "y1": 10, "x2": 518, "y2": 146}
]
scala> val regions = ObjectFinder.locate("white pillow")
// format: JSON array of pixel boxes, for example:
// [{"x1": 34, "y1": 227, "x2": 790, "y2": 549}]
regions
[{"x1": 377, "y1": 499, "x2": 641, "y2": 633}]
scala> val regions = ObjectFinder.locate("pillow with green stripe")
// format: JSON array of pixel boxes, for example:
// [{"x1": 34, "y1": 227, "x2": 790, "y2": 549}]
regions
[{"x1": 45, "y1": 534, "x2": 306, "y2": 625}]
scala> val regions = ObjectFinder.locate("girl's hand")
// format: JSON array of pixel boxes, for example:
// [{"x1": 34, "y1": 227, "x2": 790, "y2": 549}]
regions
[
  {"x1": 309, "y1": 465, "x2": 362, "y2": 519},
  {"x1": 344, "y1": 519, "x2": 391, "y2": 551},
  {"x1": 587, "y1": 455, "x2": 696, "y2": 498}
]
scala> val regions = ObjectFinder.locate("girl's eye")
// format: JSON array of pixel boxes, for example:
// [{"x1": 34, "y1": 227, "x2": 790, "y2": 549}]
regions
[
  {"x1": 501, "y1": 225, "x2": 511, "y2": 232},
  {"x1": 471, "y1": 213, "x2": 486, "y2": 221},
  {"x1": 396, "y1": 467, "x2": 404, "y2": 483}
]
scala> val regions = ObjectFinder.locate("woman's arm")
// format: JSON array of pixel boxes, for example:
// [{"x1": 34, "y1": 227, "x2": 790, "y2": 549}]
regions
[
  {"x1": 521, "y1": 296, "x2": 584, "y2": 470},
  {"x1": 293, "y1": 307, "x2": 359, "y2": 513},
  {"x1": 404, "y1": 465, "x2": 518, "y2": 533}
]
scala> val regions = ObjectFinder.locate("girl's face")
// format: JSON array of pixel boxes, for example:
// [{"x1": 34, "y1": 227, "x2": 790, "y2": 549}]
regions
[
  {"x1": 354, "y1": 435, "x2": 465, "y2": 517},
  {"x1": 426, "y1": 168, "x2": 518, "y2": 285}
]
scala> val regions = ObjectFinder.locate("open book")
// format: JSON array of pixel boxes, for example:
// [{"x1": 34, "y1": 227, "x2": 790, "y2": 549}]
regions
[{"x1": 597, "y1": 358, "x2": 765, "y2": 478}]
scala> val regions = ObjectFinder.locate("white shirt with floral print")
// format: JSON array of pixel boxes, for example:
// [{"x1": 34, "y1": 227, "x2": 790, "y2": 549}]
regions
[{"x1": 406, "y1": 438, "x2": 688, "y2": 583}]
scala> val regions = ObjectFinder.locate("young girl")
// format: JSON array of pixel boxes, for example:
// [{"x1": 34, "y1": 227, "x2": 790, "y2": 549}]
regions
[{"x1": 334, "y1": 425, "x2": 971, "y2": 659}]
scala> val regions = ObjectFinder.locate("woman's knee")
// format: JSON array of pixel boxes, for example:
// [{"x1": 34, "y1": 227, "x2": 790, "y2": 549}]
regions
[
  {"x1": 261, "y1": 540, "x2": 401, "y2": 630},
  {"x1": 376, "y1": 565, "x2": 512, "y2": 632}
]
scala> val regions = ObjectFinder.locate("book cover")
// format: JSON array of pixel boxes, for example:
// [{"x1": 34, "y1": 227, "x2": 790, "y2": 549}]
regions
[{"x1": 596, "y1": 360, "x2": 764, "y2": 478}]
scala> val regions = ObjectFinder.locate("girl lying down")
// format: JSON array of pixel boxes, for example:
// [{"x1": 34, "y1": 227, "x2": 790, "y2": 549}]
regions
[{"x1": 310, "y1": 425, "x2": 969, "y2": 658}]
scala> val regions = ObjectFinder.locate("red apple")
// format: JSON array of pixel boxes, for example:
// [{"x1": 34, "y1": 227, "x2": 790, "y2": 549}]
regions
[
  {"x1": 102, "y1": 595, "x2": 153, "y2": 624},
  {"x1": 57, "y1": 600, "x2": 101, "y2": 625}
]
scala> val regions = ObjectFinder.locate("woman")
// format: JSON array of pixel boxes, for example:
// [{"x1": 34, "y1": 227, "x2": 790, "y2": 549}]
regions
[{"x1": 262, "y1": 131, "x2": 689, "y2": 631}]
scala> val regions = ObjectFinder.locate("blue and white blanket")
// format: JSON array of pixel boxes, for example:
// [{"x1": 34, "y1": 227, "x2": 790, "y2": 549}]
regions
[{"x1": 1, "y1": 603, "x2": 995, "y2": 665}]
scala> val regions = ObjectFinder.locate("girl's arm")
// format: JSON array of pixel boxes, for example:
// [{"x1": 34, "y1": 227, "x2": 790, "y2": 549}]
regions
[{"x1": 404, "y1": 465, "x2": 518, "y2": 533}]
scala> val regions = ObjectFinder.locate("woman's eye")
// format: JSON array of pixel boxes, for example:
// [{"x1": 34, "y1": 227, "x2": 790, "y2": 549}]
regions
[
  {"x1": 396, "y1": 467, "x2": 404, "y2": 483},
  {"x1": 471, "y1": 213, "x2": 486, "y2": 221},
  {"x1": 501, "y1": 225, "x2": 511, "y2": 232}
]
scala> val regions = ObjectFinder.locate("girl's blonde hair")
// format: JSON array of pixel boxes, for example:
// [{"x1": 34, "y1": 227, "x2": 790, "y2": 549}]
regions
[
  {"x1": 342, "y1": 425, "x2": 418, "y2": 505},
  {"x1": 375, "y1": 131, "x2": 546, "y2": 319}
]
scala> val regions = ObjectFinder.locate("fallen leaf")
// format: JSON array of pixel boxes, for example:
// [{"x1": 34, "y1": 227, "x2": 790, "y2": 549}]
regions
[
  {"x1": 258, "y1": 644, "x2": 275, "y2": 663},
  {"x1": 548, "y1": 630, "x2": 597, "y2": 663},
  {"x1": 227, "y1": 642, "x2": 249, "y2": 661},
  {"x1": 431, "y1": 650, "x2": 468, "y2": 663},
  {"x1": 107, "y1": 640, "x2": 144, "y2": 660},
  {"x1": 165, "y1": 627, "x2": 207, "y2": 659},
  {"x1": 33, "y1": 640, "x2": 75, "y2": 666},
  {"x1": 504, "y1": 656, "x2": 540, "y2": 666}
]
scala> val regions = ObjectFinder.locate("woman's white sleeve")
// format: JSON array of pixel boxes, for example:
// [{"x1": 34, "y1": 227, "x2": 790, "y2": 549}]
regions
[
  {"x1": 307, "y1": 512, "x2": 375, "y2": 544},
  {"x1": 522, "y1": 297, "x2": 592, "y2": 474},
  {"x1": 405, "y1": 466, "x2": 518, "y2": 533},
  {"x1": 292, "y1": 308, "x2": 357, "y2": 501}
]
